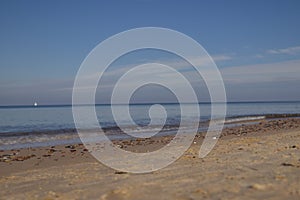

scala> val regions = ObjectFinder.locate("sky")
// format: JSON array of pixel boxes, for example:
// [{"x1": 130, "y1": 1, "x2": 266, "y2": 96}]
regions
[{"x1": 0, "y1": 0, "x2": 300, "y2": 105}]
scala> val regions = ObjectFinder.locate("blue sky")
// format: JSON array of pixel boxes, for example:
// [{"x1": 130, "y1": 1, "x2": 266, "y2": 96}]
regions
[{"x1": 1, "y1": 0, "x2": 300, "y2": 105}]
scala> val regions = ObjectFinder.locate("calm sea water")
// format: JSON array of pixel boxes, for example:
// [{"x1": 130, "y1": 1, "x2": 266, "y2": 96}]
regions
[{"x1": 0, "y1": 102, "x2": 300, "y2": 149}]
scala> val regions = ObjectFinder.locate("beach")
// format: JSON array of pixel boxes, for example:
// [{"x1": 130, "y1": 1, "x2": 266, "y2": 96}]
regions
[
  {"x1": 1, "y1": 118, "x2": 300, "y2": 199},
  {"x1": 1, "y1": 0, "x2": 300, "y2": 199}
]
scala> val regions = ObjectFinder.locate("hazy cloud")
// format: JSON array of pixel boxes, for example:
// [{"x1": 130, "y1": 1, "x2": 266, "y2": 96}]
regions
[
  {"x1": 267, "y1": 46, "x2": 300, "y2": 55},
  {"x1": 1, "y1": 56, "x2": 300, "y2": 105}
]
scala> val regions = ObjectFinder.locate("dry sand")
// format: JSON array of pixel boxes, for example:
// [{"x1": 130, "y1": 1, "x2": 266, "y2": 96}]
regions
[{"x1": 1, "y1": 118, "x2": 300, "y2": 200}]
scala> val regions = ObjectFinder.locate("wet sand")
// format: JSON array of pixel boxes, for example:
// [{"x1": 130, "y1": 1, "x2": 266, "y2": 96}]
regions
[{"x1": 1, "y1": 118, "x2": 300, "y2": 199}]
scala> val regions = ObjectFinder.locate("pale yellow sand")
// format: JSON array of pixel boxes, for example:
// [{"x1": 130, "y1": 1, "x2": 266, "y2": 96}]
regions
[{"x1": 1, "y1": 119, "x2": 300, "y2": 200}]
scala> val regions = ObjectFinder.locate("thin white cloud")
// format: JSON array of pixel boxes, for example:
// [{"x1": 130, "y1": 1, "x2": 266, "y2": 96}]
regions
[
  {"x1": 267, "y1": 46, "x2": 300, "y2": 55},
  {"x1": 254, "y1": 54, "x2": 264, "y2": 58},
  {"x1": 70, "y1": 55, "x2": 300, "y2": 92},
  {"x1": 161, "y1": 54, "x2": 232, "y2": 68},
  {"x1": 221, "y1": 59, "x2": 300, "y2": 84},
  {"x1": 212, "y1": 55, "x2": 233, "y2": 62},
  {"x1": 66, "y1": 54, "x2": 232, "y2": 90},
  {"x1": 1, "y1": 57, "x2": 300, "y2": 105}
]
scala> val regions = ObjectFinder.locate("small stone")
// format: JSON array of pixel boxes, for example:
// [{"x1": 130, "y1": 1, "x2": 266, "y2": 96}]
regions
[
  {"x1": 281, "y1": 162, "x2": 294, "y2": 167},
  {"x1": 65, "y1": 145, "x2": 75, "y2": 149},
  {"x1": 48, "y1": 149, "x2": 57, "y2": 153},
  {"x1": 249, "y1": 183, "x2": 267, "y2": 190},
  {"x1": 15, "y1": 157, "x2": 25, "y2": 161},
  {"x1": 115, "y1": 171, "x2": 128, "y2": 174}
]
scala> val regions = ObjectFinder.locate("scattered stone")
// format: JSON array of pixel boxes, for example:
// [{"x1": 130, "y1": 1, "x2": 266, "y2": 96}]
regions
[{"x1": 0, "y1": 154, "x2": 36, "y2": 162}]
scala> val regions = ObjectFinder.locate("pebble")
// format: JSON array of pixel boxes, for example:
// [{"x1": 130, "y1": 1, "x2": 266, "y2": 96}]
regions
[
  {"x1": 249, "y1": 183, "x2": 268, "y2": 190},
  {"x1": 48, "y1": 149, "x2": 57, "y2": 153},
  {"x1": 65, "y1": 145, "x2": 76, "y2": 149},
  {"x1": 0, "y1": 154, "x2": 36, "y2": 162},
  {"x1": 281, "y1": 162, "x2": 294, "y2": 167},
  {"x1": 115, "y1": 171, "x2": 128, "y2": 174}
]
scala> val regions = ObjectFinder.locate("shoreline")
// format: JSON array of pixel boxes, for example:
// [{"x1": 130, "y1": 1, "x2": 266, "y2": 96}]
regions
[
  {"x1": 1, "y1": 113, "x2": 300, "y2": 151},
  {"x1": 1, "y1": 118, "x2": 300, "y2": 160}
]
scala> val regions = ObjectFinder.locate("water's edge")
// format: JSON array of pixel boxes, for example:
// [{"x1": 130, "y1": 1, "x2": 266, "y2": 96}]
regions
[{"x1": 1, "y1": 113, "x2": 299, "y2": 150}]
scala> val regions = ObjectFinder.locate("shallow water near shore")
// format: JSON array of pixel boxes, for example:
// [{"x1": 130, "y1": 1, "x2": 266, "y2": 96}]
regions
[{"x1": 1, "y1": 102, "x2": 300, "y2": 150}]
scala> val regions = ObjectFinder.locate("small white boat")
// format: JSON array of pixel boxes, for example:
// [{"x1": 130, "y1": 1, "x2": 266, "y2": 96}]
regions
[{"x1": 33, "y1": 102, "x2": 38, "y2": 107}]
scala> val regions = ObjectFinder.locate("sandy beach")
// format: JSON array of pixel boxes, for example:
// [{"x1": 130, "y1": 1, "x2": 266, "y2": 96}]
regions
[
  {"x1": 1, "y1": 118, "x2": 300, "y2": 200},
  {"x1": 2, "y1": 0, "x2": 300, "y2": 199}
]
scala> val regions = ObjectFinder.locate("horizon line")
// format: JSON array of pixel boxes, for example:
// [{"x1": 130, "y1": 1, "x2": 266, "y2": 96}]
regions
[{"x1": 1, "y1": 100, "x2": 300, "y2": 108}]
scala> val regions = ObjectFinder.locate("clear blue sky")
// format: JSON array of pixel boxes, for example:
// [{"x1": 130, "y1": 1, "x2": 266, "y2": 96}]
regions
[{"x1": 1, "y1": 0, "x2": 300, "y2": 105}]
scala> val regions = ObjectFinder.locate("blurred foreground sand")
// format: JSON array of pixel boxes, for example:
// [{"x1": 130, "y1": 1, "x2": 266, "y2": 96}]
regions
[{"x1": 1, "y1": 118, "x2": 300, "y2": 200}]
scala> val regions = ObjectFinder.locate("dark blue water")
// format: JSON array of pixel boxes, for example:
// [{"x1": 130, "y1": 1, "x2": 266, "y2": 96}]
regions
[{"x1": 1, "y1": 102, "x2": 300, "y2": 133}]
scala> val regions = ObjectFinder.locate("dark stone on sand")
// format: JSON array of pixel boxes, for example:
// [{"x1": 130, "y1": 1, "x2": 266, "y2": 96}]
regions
[
  {"x1": 48, "y1": 149, "x2": 57, "y2": 153},
  {"x1": 281, "y1": 162, "x2": 294, "y2": 167},
  {"x1": 15, "y1": 157, "x2": 25, "y2": 161},
  {"x1": 115, "y1": 171, "x2": 128, "y2": 174},
  {"x1": 65, "y1": 145, "x2": 76, "y2": 149}
]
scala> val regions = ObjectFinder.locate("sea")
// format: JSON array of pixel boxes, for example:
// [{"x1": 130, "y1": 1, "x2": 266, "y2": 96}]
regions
[{"x1": 0, "y1": 102, "x2": 300, "y2": 150}]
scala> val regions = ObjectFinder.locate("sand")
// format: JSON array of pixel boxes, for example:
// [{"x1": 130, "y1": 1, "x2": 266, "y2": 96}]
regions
[{"x1": 1, "y1": 118, "x2": 300, "y2": 199}]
